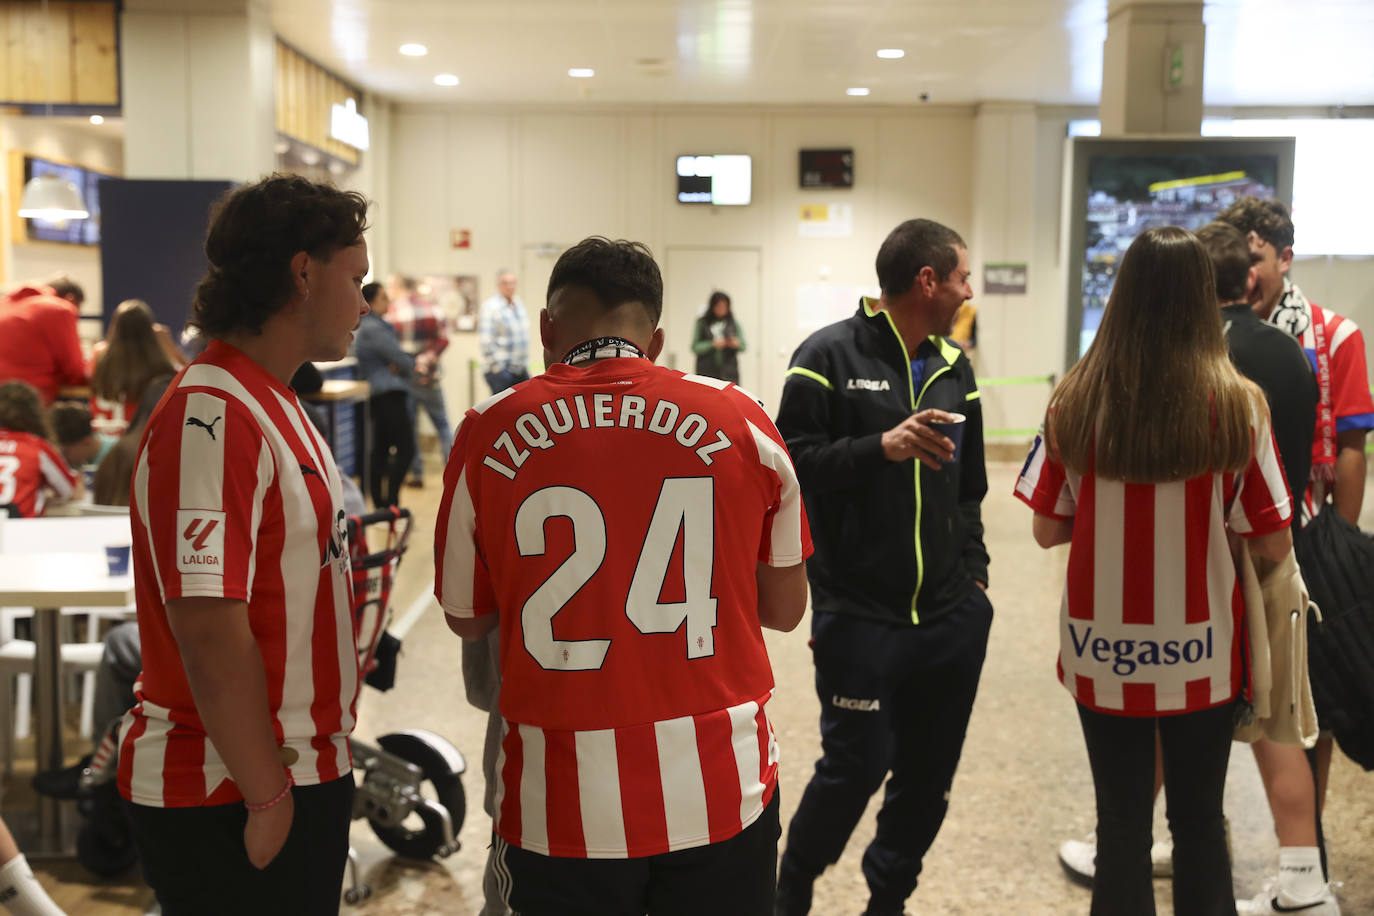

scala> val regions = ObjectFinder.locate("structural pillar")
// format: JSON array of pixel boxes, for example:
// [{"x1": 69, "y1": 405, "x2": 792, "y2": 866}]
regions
[
  {"x1": 1100, "y1": 0, "x2": 1205, "y2": 136},
  {"x1": 120, "y1": 0, "x2": 276, "y2": 180}
]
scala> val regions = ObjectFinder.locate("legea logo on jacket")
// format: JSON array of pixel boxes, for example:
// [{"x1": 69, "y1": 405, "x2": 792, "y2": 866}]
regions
[{"x1": 847, "y1": 378, "x2": 891, "y2": 391}]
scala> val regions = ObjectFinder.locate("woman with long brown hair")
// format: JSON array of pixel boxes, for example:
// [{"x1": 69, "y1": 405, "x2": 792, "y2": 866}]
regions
[
  {"x1": 89, "y1": 299, "x2": 181, "y2": 438},
  {"x1": 1015, "y1": 227, "x2": 1294, "y2": 915}
]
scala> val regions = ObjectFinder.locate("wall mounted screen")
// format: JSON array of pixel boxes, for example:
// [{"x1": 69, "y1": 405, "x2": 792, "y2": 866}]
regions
[
  {"x1": 1065, "y1": 136, "x2": 1295, "y2": 366},
  {"x1": 677, "y1": 154, "x2": 751, "y2": 205}
]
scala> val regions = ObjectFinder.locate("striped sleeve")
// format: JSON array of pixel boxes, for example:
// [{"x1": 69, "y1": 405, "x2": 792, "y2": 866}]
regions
[
  {"x1": 140, "y1": 394, "x2": 272, "y2": 602},
  {"x1": 730, "y1": 390, "x2": 812, "y2": 567},
  {"x1": 1229, "y1": 414, "x2": 1292, "y2": 536},
  {"x1": 1327, "y1": 316, "x2": 1374, "y2": 431},
  {"x1": 37, "y1": 439, "x2": 77, "y2": 500},
  {"x1": 435, "y1": 414, "x2": 497, "y2": 619},
  {"x1": 1014, "y1": 430, "x2": 1076, "y2": 519}
]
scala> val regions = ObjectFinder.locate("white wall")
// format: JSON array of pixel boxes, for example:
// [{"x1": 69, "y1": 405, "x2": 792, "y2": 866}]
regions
[
  {"x1": 387, "y1": 104, "x2": 975, "y2": 418},
  {"x1": 0, "y1": 116, "x2": 124, "y2": 332},
  {"x1": 383, "y1": 102, "x2": 1374, "y2": 437}
]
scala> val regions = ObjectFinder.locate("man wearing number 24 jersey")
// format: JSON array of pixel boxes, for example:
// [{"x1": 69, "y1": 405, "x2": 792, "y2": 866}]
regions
[{"x1": 436, "y1": 237, "x2": 812, "y2": 916}]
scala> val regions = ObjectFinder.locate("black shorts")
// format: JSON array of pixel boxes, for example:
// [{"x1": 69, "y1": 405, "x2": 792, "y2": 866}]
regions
[{"x1": 498, "y1": 789, "x2": 781, "y2": 916}]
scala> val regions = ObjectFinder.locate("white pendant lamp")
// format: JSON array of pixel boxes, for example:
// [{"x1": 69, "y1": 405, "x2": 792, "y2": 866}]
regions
[
  {"x1": 19, "y1": 0, "x2": 89, "y2": 222},
  {"x1": 18, "y1": 174, "x2": 88, "y2": 220}
]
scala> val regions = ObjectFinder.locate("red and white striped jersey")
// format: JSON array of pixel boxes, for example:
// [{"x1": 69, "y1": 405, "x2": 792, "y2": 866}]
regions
[
  {"x1": 0, "y1": 430, "x2": 77, "y2": 518},
  {"x1": 119, "y1": 341, "x2": 358, "y2": 807},
  {"x1": 1014, "y1": 411, "x2": 1291, "y2": 716},
  {"x1": 436, "y1": 357, "x2": 811, "y2": 858},
  {"x1": 90, "y1": 392, "x2": 137, "y2": 439}
]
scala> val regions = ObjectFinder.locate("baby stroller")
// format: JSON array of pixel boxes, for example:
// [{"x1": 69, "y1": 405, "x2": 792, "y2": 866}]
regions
[
  {"x1": 343, "y1": 507, "x2": 467, "y2": 905},
  {"x1": 70, "y1": 508, "x2": 466, "y2": 897}
]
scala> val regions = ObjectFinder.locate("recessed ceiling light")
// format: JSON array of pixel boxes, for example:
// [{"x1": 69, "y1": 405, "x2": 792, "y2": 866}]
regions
[
  {"x1": 434, "y1": 73, "x2": 460, "y2": 86},
  {"x1": 88, "y1": 115, "x2": 104, "y2": 125},
  {"x1": 568, "y1": 68, "x2": 595, "y2": 78},
  {"x1": 876, "y1": 49, "x2": 905, "y2": 60},
  {"x1": 399, "y1": 43, "x2": 428, "y2": 57},
  {"x1": 846, "y1": 87, "x2": 870, "y2": 96}
]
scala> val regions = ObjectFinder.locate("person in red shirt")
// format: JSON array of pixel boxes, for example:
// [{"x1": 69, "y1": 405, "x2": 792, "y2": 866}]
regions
[
  {"x1": 118, "y1": 174, "x2": 371, "y2": 916},
  {"x1": 1219, "y1": 197, "x2": 1361, "y2": 916},
  {"x1": 0, "y1": 282, "x2": 88, "y2": 405},
  {"x1": 436, "y1": 236, "x2": 811, "y2": 915},
  {"x1": 0, "y1": 381, "x2": 79, "y2": 517},
  {"x1": 1017, "y1": 227, "x2": 1294, "y2": 915}
]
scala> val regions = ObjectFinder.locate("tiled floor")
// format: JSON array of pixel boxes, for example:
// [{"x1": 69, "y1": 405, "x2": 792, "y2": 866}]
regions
[{"x1": 9, "y1": 461, "x2": 1374, "y2": 915}]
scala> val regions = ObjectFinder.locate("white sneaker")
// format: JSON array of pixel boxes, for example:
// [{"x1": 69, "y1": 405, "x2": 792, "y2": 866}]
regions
[
  {"x1": 1236, "y1": 881, "x2": 1341, "y2": 915},
  {"x1": 1056, "y1": 834, "x2": 1174, "y2": 886}
]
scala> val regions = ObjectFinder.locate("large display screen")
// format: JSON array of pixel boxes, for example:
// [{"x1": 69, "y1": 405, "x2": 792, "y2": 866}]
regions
[
  {"x1": 23, "y1": 156, "x2": 102, "y2": 246},
  {"x1": 676, "y1": 154, "x2": 751, "y2": 206},
  {"x1": 1065, "y1": 137, "x2": 1295, "y2": 364}
]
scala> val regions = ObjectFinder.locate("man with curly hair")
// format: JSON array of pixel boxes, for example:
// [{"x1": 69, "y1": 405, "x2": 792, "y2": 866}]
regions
[{"x1": 119, "y1": 174, "x2": 371, "y2": 915}]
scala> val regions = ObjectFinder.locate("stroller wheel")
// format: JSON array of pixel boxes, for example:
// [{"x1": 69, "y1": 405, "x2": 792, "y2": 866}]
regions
[
  {"x1": 77, "y1": 820, "x2": 138, "y2": 878},
  {"x1": 369, "y1": 731, "x2": 466, "y2": 860}
]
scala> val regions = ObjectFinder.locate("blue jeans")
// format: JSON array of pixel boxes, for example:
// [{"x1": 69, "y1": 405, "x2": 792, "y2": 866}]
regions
[{"x1": 406, "y1": 381, "x2": 453, "y2": 479}]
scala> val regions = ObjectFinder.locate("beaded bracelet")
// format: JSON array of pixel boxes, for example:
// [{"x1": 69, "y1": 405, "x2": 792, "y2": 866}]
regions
[{"x1": 245, "y1": 778, "x2": 294, "y2": 812}]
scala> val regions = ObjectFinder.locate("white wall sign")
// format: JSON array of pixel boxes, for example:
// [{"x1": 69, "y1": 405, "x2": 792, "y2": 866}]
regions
[
  {"x1": 798, "y1": 202, "x2": 853, "y2": 238},
  {"x1": 796, "y1": 282, "x2": 877, "y2": 331},
  {"x1": 330, "y1": 98, "x2": 370, "y2": 151}
]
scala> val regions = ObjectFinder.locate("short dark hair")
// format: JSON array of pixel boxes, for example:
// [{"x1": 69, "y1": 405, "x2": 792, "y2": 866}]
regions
[
  {"x1": 1194, "y1": 222, "x2": 1251, "y2": 304},
  {"x1": 876, "y1": 219, "x2": 966, "y2": 298},
  {"x1": 47, "y1": 275, "x2": 84, "y2": 306},
  {"x1": 49, "y1": 404, "x2": 93, "y2": 446},
  {"x1": 547, "y1": 237, "x2": 663, "y2": 324},
  {"x1": 1217, "y1": 197, "x2": 1294, "y2": 253},
  {"x1": 190, "y1": 174, "x2": 369, "y2": 338},
  {"x1": 362, "y1": 282, "x2": 383, "y2": 305}
]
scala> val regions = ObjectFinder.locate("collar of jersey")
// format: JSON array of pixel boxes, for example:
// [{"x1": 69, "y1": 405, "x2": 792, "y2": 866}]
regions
[{"x1": 202, "y1": 339, "x2": 295, "y2": 397}]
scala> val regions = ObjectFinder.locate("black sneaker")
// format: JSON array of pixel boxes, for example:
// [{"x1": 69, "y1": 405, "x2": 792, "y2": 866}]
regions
[{"x1": 32, "y1": 753, "x2": 94, "y2": 799}]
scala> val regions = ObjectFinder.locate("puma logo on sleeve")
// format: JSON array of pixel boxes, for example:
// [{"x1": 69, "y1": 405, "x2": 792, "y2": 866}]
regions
[{"x1": 185, "y1": 416, "x2": 223, "y2": 440}]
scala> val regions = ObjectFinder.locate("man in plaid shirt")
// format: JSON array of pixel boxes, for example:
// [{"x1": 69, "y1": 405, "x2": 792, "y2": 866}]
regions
[
  {"x1": 384, "y1": 274, "x2": 452, "y2": 487},
  {"x1": 478, "y1": 269, "x2": 531, "y2": 394}
]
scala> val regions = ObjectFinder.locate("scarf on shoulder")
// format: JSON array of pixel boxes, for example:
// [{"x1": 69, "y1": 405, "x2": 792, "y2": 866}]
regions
[{"x1": 1266, "y1": 280, "x2": 1336, "y2": 480}]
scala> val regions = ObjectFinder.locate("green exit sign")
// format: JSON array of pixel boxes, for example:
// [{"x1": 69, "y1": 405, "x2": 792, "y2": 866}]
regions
[{"x1": 1167, "y1": 45, "x2": 1186, "y2": 90}]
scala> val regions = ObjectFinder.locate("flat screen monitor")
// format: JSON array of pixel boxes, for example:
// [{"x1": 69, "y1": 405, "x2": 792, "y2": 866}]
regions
[
  {"x1": 1065, "y1": 136, "x2": 1295, "y2": 367},
  {"x1": 676, "y1": 154, "x2": 751, "y2": 206},
  {"x1": 22, "y1": 156, "x2": 102, "y2": 245}
]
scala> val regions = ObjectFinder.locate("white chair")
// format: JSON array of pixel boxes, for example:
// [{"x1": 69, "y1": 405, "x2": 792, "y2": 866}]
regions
[{"x1": 0, "y1": 620, "x2": 105, "y2": 776}]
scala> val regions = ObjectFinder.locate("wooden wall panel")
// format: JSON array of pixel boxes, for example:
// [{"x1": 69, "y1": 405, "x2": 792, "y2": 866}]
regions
[
  {"x1": 0, "y1": 1, "x2": 118, "y2": 107},
  {"x1": 274, "y1": 40, "x2": 361, "y2": 166},
  {"x1": 70, "y1": 1, "x2": 117, "y2": 104}
]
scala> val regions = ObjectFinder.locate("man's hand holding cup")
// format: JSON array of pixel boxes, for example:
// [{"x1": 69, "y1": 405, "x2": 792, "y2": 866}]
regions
[{"x1": 881, "y1": 409, "x2": 965, "y2": 470}]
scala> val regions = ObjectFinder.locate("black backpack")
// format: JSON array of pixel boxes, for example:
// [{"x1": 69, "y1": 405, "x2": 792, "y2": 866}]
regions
[{"x1": 1293, "y1": 509, "x2": 1374, "y2": 770}]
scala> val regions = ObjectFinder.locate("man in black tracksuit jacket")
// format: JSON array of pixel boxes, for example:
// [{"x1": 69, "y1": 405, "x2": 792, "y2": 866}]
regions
[{"x1": 775, "y1": 219, "x2": 992, "y2": 916}]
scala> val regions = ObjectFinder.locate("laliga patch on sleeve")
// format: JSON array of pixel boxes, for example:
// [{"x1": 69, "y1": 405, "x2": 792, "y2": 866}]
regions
[{"x1": 177, "y1": 509, "x2": 227, "y2": 574}]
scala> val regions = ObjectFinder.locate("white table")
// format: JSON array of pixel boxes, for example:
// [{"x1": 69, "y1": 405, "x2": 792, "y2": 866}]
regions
[{"x1": 0, "y1": 521, "x2": 135, "y2": 855}]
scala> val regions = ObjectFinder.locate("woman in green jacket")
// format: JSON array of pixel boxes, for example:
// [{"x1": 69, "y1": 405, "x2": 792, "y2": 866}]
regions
[{"x1": 692, "y1": 291, "x2": 745, "y2": 384}]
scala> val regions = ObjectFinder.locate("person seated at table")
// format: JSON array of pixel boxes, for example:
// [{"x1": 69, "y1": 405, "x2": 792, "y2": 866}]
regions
[
  {"x1": 0, "y1": 380, "x2": 79, "y2": 518},
  {"x1": 0, "y1": 814, "x2": 66, "y2": 915},
  {"x1": 0, "y1": 280, "x2": 87, "y2": 407},
  {"x1": 90, "y1": 374, "x2": 175, "y2": 508},
  {"x1": 88, "y1": 300, "x2": 181, "y2": 439},
  {"x1": 49, "y1": 404, "x2": 112, "y2": 473}
]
